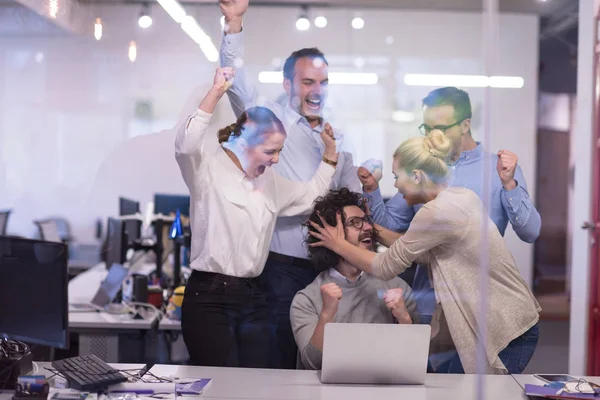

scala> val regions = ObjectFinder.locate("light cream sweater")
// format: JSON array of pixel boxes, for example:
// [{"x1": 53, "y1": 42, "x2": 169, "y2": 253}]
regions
[{"x1": 372, "y1": 187, "x2": 541, "y2": 374}]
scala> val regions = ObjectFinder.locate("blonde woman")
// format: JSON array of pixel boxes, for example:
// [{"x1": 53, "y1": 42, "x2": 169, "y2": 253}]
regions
[{"x1": 308, "y1": 131, "x2": 540, "y2": 374}]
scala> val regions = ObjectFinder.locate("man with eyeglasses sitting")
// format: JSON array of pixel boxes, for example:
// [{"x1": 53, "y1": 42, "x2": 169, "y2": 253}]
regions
[
  {"x1": 289, "y1": 188, "x2": 418, "y2": 370},
  {"x1": 357, "y1": 86, "x2": 541, "y2": 373}
]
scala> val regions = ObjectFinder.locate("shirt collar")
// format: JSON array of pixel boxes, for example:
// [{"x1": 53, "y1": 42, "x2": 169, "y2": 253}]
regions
[
  {"x1": 452, "y1": 142, "x2": 483, "y2": 165},
  {"x1": 283, "y1": 103, "x2": 325, "y2": 132},
  {"x1": 329, "y1": 267, "x2": 364, "y2": 284},
  {"x1": 216, "y1": 146, "x2": 247, "y2": 184}
]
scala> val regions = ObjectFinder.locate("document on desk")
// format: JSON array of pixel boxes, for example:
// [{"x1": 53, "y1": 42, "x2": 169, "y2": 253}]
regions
[
  {"x1": 109, "y1": 379, "x2": 212, "y2": 396},
  {"x1": 524, "y1": 383, "x2": 599, "y2": 399}
]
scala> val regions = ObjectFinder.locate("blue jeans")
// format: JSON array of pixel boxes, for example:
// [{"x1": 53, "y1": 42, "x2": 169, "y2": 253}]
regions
[
  {"x1": 259, "y1": 257, "x2": 318, "y2": 369},
  {"x1": 434, "y1": 323, "x2": 540, "y2": 373}
]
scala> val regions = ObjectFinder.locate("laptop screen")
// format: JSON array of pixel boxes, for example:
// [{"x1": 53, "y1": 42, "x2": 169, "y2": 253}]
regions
[{"x1": 91, "y1": 263, "x2": 129, "y2": 307}]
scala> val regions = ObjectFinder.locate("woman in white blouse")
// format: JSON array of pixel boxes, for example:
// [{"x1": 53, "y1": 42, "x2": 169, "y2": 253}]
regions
[
  {"x1": 308, "y1": 131, "x2": 540, "y2": 374},
  {"x1": 176, "y1": 67, "x2": 339, "y2": 368}
]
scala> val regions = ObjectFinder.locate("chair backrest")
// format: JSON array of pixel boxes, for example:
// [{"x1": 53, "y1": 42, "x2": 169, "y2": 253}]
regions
[
  {"x1": 34, "y1": 219, "x2": 63, "y2": 243},
  {"x1": 0, "y1": 210, "x2": 10, "y2": 236}
]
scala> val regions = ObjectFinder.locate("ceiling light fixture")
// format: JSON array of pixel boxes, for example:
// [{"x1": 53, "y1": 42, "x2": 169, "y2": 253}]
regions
[
  {"x1": 403, "y1": 74, "x2": 524, "y2": 88},
  {"x1": 156, "y1": 0, "x2": 186, "y2": 23},
  {"x1": 156, "y1": 0, "x2": 218, "y2": 62},
  {"x1": 258, "y1": 71, "x2": 378, "y2": 85},
  {"x1": 138, "y1": 3, "x2": 153, "y2": 29}
]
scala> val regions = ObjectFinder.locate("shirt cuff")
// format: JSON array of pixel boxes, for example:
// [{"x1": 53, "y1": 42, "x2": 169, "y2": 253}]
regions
[
  {"x1": 190, "y1": 109, "x2": 213, "y2": 123},
  {"x1": 220, "y1": 30, "x2": 244, "y2": 62},
  {"x1": 364, "y1": 187, "x2": 384, "y2": 202},
  {"x1": 501, "y1": 181, "x2": 524, "y2": 210}
]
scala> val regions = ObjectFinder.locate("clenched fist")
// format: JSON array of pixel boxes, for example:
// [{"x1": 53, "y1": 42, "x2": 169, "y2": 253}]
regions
[
  {"x1": 496, "y1": 150, "x2": 518, "y2": 191},
  {"x1": 384, "y1": 288, "x2": 412, "y2": 324},
  {"x1": 213, "y1": 67, "x2": 235, "y2": 93},
  {"x1": 320, "y1": 282, "x2": 342, "y2": 320},
  {"x1": 219, "y1": 0, "x2": 248, "y2": 33}
]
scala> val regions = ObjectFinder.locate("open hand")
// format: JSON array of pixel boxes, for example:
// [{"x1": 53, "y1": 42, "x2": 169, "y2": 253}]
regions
[{"x1": 308, "y1": 212, "x2": 346, "y2": 252}]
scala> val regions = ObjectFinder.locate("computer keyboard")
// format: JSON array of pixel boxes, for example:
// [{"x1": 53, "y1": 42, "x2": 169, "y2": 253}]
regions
[{"x1": 51, "y1": 354, "x2": 128, "y2": 391}]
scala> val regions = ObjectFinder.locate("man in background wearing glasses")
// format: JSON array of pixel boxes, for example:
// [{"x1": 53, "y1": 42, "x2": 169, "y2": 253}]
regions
[
  {"x1": 358, "y1": 86, "x2": 541, "y2": 372},
  {"x1": 290, "y1": 188, "x2": 418, "y2": 370}
]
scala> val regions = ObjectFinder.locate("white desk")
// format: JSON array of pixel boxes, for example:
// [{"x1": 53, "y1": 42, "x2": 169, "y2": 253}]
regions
[
  {"x1": 159, "y1": 318, "x2": 181, "y2": 331},
  {"x1": 148, "y1": 364, "x2": 530, "y2": 400},
  {"x1": 68, "y1": 263, "x2": 159, "y2": 362}
]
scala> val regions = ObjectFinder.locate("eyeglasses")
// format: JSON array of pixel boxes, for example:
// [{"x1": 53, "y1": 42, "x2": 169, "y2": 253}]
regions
[
  {"x1": 345, "y1": 215, "x2": 373, "y2": 230},
  {"x1": 418, "y1": 118, "x2": 467, "y2": 136}
]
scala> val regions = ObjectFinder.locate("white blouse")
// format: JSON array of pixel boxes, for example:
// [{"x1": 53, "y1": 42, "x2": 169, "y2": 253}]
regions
[{"x1": 175, "y1": 109, "x2": 336, "y2": 277}]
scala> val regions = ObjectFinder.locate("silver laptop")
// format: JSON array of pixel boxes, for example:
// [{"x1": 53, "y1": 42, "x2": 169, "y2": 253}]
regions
[
  {"x1": 320, "y1": 323, "x2": 431, "y2": 385},
  {"x1": 70, "y1": 263, "x2": 129, "y2": 311}
]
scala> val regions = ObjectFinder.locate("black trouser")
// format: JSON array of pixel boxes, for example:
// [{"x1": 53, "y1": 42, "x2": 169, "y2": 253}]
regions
[
  {"x1": 260, "y1": 252, "x2": 319, "y2": 369},
  {"x1": 181, "y1": 270, "x2": 269, "y2": 368}
]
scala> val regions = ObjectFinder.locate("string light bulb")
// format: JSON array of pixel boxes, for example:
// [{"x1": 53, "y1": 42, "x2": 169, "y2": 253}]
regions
[
  {"x1": 94, "y1": 18, "x2": 103, "y2": 40},
  {"x1": 128, "y1": 40, "x2": 137, "y2": 62}
]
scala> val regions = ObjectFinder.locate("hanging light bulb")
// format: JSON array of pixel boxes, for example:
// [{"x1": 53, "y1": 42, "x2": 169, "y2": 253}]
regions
[
  {"x1": 128, "y1": 40, "x2": 137, "y2": 62},
  {"x1": 351, "y1": 17, "x2": 364, "y2": 30},
  {"x1": 94, "y1": 18, "x2": 103, "y2": 40},
  {"x1": 314, "y1": 16, "x2": 327, "y2": 28},
  {"x1": 296, "y1": 6, "x2": 310, "y2": 31},
  {"x1": 138, "y1": 3, "x2": 153, "y2": 29}
]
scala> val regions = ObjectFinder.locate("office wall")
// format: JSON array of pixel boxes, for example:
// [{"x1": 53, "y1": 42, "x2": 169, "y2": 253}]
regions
[{"x1": 0, "y1": 4, "x2": 539, "y2": 284}]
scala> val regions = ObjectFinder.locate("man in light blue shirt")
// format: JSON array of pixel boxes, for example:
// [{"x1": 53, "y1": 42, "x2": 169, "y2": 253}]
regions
[
  {"x1": 219, "y1": 0, "x2": 361, "y2": 369},
  {"x1": 359, "y1": 87, "x2": 541, "y2": 371}
]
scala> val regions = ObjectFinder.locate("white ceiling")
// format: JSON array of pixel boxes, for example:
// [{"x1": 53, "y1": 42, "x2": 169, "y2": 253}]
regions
[{"x1": 73, "y1": 0, "x2": 574, "y2": 17}]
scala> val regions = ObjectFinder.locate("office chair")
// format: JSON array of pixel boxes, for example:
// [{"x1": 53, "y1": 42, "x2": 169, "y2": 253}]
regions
[
  {"x1": 0, "y1": 210, "x2": 11, "y2": 236},
  {"x1": 34, "y1": 219, "x2": 63, "y2": 243}
]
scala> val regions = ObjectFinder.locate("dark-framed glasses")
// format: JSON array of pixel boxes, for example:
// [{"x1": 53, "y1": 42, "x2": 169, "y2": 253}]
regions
[
  {"x1": 419, "y1": 118, "x2": 467, "y2": 136},
  {"x1": 345, "y1": 215, "x2": 373, "y2": 230}
]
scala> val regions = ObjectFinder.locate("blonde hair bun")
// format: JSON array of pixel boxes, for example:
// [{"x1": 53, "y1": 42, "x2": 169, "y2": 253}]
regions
[{"x1": 423, "y1": 129, "x2": 452, "y2": 161}]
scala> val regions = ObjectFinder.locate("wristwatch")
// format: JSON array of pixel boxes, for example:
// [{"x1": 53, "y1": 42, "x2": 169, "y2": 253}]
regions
[{"x1": 322, "y1": 156, "x2": 338, "y2": 167}]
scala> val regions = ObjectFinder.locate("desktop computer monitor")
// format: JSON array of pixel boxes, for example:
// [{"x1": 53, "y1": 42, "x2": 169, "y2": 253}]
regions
[
  {"x1": 154, "y1": 193, "x2": 190, "y2": 217},
  {"x1": 105, "y1": 217, "x2": 127, "y2": 270},
  {"x1": 119, "y1": 197, "x2": 139, "y2": 216},
  {"x1": 119, "y1": 197, "x2": 141, "y2": 246},
  {"x1": 0, "y1": 237, "x2": 69, "y2": 349}
]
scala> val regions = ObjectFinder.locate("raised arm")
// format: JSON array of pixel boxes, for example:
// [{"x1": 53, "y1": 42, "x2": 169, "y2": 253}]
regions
[
  {"x1": 274, "y1": 124, "x2": 339, "y2": 216},
  {"x1": 374, "y1": 223, "x2": 404, "y2": 248},
  {"x1": 496, "y1": 150, "x2": 541, "y2": 243},
  {"x1": 499, "y1": 164, "x2": 542, "y2": 243},
  {"x1": 308, "y1": 202, "x2": 456, "y2": 280},
  {"x1": 175, "y1": 68, "x2": 233, "y2": 196},
  {"x1": 359, "y1": 168, "x2": 415, "y2": 231},
  {"x1": 219, "y1": 0, "x2": 258, "y2": 117}
]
